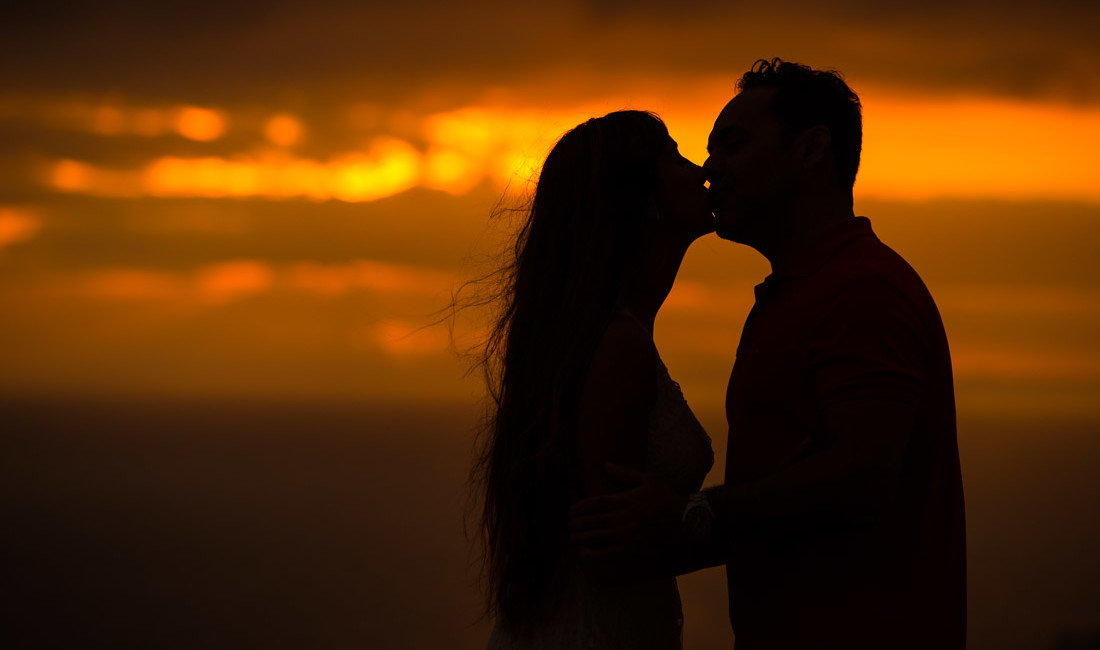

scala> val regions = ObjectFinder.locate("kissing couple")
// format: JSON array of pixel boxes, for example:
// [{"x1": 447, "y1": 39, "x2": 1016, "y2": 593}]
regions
[{"x1": 473, "y1": 58, "x2": 965, "y2": 650}]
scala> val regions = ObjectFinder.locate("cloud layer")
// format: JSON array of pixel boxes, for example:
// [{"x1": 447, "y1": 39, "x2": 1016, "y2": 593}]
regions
[{"x1": 2, "y1": 0, "x2": 1098, "y2": 104}]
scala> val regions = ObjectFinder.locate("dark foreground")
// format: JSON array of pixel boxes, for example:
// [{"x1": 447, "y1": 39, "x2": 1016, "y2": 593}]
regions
[{"x1": 2, "y1": 397, "x2": 1098, "y2": 649}]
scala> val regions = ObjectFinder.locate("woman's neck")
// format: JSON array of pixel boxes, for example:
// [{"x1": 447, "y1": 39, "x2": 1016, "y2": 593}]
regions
[{"x1": 618, "y1": 236, "x2": 690, "y2": 332}]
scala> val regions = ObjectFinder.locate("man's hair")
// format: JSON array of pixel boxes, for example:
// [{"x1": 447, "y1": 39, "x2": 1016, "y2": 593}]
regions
[{"x1": 739, "y1": 58, "x2": 863, "y2": 188}]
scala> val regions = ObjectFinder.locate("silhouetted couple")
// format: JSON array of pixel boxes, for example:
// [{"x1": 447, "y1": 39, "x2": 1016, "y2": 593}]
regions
[{"x1": 474, "y1": 59, "x2": 965, "y2": 650}]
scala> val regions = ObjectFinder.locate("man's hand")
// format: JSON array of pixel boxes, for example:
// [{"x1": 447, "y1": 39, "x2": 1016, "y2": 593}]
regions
[{"x1": 567, "y1": 463, "x2": 684, "y2": 559}]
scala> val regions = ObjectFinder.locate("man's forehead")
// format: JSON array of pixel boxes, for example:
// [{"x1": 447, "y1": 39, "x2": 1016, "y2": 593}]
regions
[{"x1": 710, "y1": 87, "x2": 776, "y2": 138}]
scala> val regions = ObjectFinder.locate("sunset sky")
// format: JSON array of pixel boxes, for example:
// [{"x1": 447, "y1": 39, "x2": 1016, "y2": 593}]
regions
[
  {"x1": 1, "y1": 0, "x2": 1099, "y2": 420},
  {"x1": 3, "y1": 4, "x2": 1100, "y2": 650}
]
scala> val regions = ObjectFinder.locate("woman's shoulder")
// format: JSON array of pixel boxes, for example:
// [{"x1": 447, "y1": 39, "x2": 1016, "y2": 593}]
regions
[
  {"x1": 585, "y1": 313, "x2": 657, "y2": 388},
  {"x1": 599, "y1": 313, "x2": 656, "y2": 358}
]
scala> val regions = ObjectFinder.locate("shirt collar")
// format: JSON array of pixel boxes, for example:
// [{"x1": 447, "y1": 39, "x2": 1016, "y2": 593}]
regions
[
  {"x1": 774, "y1": 216, "x2": 875, "y2": 278},
  {"x1": 753, "y1": 216, "x2": 875, "y2": 300}
]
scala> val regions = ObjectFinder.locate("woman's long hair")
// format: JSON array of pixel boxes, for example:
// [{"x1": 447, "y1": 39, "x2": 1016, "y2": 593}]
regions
[{"x1": 472, "y1": 110, "x2": 670, "y2": 633}]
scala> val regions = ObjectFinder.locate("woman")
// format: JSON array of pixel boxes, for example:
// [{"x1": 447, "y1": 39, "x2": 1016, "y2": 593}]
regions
[{"x1": 475, "y1": 110, "x2": 715, "y2": 649}]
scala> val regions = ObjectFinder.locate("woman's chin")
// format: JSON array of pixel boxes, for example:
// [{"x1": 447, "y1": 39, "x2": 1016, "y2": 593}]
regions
[
  {"x1": 684, "y1": 219, "x2": 716, "y2": 244},
  {"x1": 713, "y1": 215, "x2": 742, "y2": 243}
]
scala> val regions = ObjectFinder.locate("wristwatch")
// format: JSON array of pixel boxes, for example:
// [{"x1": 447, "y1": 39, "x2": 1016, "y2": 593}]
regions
[{"x1": 682, "y1": 491, "x2": 715, "y2": 540}]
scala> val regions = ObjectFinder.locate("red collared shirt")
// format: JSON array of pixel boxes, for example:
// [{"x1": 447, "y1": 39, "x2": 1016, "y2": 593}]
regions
[{"x1": 723, "y1": 217, "x2": 965, "y2": 649}]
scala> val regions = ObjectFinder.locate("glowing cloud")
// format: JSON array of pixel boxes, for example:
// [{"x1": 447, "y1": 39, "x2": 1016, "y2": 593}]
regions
[
  {"x1": 264, "y1": 113, "x2": 305, "y2": 148},
  {"x1": 285, "y1": 259, "x2": 454, "y2": 296},
  {"x1": 34, "y1": 84, "x2": 1100, "y2": 204},
  {"x1": 348, "y1": 102, "x2": 383, "y2": 131},
  {"x1": 50, "y1": 159, "x2": 91, "y2": 192},
  {"x1": 49, "y1": 159, "x2": 140, "y2": 197},
  {"x1": 0, "y1": 97, "x2": 232, "y2": 139},
  {"x1": 951, "y1": 346, "x2": 1100, "y2": 381},
  {"x1": 936, "y1": 283, "x2": 1100, "y2": 317},
  {"x1": 132, "y1": 108, "x2": 170, "y2": 137},
  {"x1": 857, "y1": 91, "x2": 1100, "y2": 203},
  {"x1": 121, "y1": 138, "x2": 420, "y2": 201},
  {"x1": 70, "y1": 259, "x2": 453, "y2": 304},
  {"x1": 80, "y1": 269, "x2": 185, "y2": 300},
  {"x1": 422, "y1": 148, "x2": 480, "y2": 194},
  {"x1": 195, "y1": 260, "x2": 275, "y2": 303},
  {"x1": 78, "y1": 263, "x2": 275, "y2": 304},
  {"x1": 0, "y1": 207, "x2": 41, "y2": 250},
  {"x1": 144, "y1": 156, "x2": 266, "y2": 198},
  {"x1": 661, "y1": 280, "x2": 756, "y2": 317},
  {"x1": 90, "y1": 104, "x2": 126, "y2": 135},
  {"x1": 174, "y1": 106, "x2": 227, "y2": 142},
  {"x1": 423, "y1": 106, "x2": 562, "y2": 190},
  {"x1": 328, "y1": 137, "x2": 420, "y2": 202},
  {"x1": 373, "y1": 320, "x2": 451, "y2": 358}
]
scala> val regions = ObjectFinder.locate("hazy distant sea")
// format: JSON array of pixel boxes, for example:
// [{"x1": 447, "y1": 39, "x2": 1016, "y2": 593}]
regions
[{"x1": 2, "y1": 397, "x2": 1098, "y2": 650}]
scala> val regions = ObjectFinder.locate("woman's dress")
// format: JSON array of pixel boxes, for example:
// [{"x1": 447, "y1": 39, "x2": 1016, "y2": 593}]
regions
[{"x1": 487, "y1": 347, "x2": 714, "y2": 650}]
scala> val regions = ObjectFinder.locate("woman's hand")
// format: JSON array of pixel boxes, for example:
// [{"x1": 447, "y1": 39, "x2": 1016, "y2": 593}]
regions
[{"x1": 567, "y1": 462, "x2": 685, "y2": 559}]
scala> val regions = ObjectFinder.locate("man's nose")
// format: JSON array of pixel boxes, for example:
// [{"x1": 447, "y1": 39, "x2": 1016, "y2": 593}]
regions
[
  {"x1": 702, "y1": 155, "x2": 716, "y2": 183},
  {"x1": 690, "y1": 161, "x2": 706, "y2": 183}
]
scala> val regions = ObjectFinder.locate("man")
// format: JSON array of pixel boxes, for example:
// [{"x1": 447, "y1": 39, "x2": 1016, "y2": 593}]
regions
[{"x1": 569, "y1": 59, "x2": 966, "y2": 649}]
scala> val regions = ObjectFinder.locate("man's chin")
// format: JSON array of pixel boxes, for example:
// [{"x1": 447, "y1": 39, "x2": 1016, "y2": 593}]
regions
[{"x1": 713, "y1": 215, "x2": 743, "y2": 243}]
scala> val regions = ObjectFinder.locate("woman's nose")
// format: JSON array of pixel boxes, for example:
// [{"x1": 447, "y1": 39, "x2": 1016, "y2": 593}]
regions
[{"x1": 701, "y1": 156, "x2": 715, "y2": 183}]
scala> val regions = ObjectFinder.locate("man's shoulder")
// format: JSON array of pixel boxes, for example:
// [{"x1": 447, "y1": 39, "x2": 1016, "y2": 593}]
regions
[
  {"x1": 829, "y1": 235, "x2": 932, "y2": 302},
  {"x1": 836, "y1": 229, "x2": 911, "y2": 269}
]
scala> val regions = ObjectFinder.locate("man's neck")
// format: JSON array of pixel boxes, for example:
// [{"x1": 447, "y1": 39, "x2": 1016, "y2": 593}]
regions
[{"x1": 765, "y1": 195, "x2": 855, "y2": 273}]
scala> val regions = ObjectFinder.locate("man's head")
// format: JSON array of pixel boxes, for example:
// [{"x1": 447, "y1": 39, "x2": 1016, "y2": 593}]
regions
[{"x1": 704, "y1": 58, "x2": 862, "y2": 252}]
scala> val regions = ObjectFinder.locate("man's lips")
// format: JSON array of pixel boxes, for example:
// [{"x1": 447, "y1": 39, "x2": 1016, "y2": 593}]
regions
[{"x1": 707, "y1": 185, "x2": 731, "y2": 212}]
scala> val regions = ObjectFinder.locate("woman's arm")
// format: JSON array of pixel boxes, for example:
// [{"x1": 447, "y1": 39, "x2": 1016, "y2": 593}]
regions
[
  {"x1": 574, "y1": 317, "x2": 713, "y2": 582},
  {"x1": 574, "y1": 315, "x2": 657, "y2": 499}
]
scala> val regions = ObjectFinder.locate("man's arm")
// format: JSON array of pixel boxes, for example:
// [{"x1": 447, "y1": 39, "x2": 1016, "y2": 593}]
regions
[
  {"x1": 705, "y1": 397, "x2": 915, "y2": 543},
  {"x1": 569, "y1": 397, "x2": 915, "y2": 570},
  {"x1": 572, "y1": 273, "x2": 926, "y2": 564}
]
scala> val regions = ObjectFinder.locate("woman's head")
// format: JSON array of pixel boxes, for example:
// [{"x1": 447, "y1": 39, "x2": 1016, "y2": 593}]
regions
[
  {"x1": 513, "y1": 110, "x2": 712, "y2": 332},
  {"x1": 527, "y1": 111, "x2": 713, "y2": 270},
  {"x1": 526, "y1": 110, "x2": 670, "y2": 279}
]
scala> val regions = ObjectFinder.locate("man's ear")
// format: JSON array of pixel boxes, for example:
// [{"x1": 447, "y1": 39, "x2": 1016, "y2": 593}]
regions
[{"x1": 794, "y1": 125, "x2": 831, "y2": 170}]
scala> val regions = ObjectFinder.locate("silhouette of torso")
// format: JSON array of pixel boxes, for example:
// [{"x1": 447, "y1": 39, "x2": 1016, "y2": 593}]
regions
[
  {"x1": 724, "y1": 217, "x2": 965, "y2": 650},
  {"x1": 488, "y1": 347, "x2": 713, "y2": 650}
]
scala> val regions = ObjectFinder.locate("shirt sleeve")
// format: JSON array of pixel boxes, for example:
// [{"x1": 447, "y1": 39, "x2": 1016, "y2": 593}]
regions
[{"x1": 810, "y1": 272, "x2": 928, "y2": 407}]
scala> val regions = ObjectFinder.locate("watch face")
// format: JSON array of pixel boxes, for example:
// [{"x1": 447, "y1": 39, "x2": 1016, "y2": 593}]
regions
[{"x1": 684, "y1": 505, "x2": 714, "y2": 536}]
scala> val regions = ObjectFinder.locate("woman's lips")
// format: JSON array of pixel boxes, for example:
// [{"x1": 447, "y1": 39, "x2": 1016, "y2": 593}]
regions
[{"x1": 707, "y1": 186, "x2": 723, "y2": 213}]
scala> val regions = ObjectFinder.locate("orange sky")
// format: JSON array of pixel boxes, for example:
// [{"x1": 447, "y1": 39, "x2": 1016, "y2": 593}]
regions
[
  {"x1": 20, "y1": 83, "x2": 1100, "y2": 204},
  {"x1": 4, "y1": 10, "x2": 1098, "y2": 650},
  {"x1": 0, "y1": 1, "x2": 1098, "y2": 419}
]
